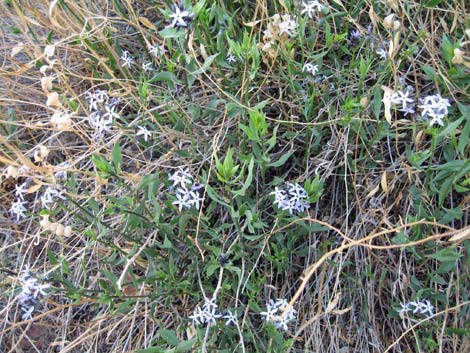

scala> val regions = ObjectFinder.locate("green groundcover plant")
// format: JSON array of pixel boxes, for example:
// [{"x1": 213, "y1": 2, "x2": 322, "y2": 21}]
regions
[{"x1": 1, "y1": 0, "x2": 470, "y2": 352}]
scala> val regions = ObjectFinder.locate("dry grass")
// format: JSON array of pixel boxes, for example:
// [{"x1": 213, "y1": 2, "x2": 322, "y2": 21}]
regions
[{"x1": 1, "y1": 0, "x2": 470, "y2": 352}]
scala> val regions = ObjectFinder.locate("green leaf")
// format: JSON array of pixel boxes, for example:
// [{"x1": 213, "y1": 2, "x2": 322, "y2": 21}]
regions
[
  {"x1": 160, "y1": 329, "x2": 179, "y2": 346},
  {"x1": 101, "y1": 269, "x2": 121, "y2": 296},
  {"x1": 159, "y1": 28, "x2": 186, "y2": 39},
  {"x1": 111, "y1": 141, "x2": 122, "y2": 173},
  {"x1": 233, "y1": 157, "x2": 254, "y2": 196},
  {"x1": 192, "y1": 53, "x2": 218, "y2": 76},
  {"x1": 372, "y1": 85, "x2": 383, "y2": 119},
  {"x1": 267, "y1": 150, "x2": 294, "y2": 168},
  {"x1": 249, "y1": 109, "x2": 268, "y2": 138},
  {"x1": 176, "y1": 339, "x2": 196, "y2": 353},
  {"x1": 425, "y1": 247, "x2": 462, "y2": 262},
  {"x1": 192, "y1": 0, "x2": 207, "y2": 15},
  {"x1": 206, "y1": 263, "x2": 218, "y2": 276},
  {"x1": 149, "y1": 72, "x2": 182, "y2": 85},
  {"x1": 442, "y1": 33, "x2": 455, "y2": 67},
  {"x1": 436, "y1": 117, "x2": 464, "y2": 139},
  {"x1": 239, "y1": 123, "x2": 259, "y2": 141},
  {"x1": 445, "y1": 327, "x2": 470, "y2": 336},
  {"x1": 458, "y1": 120, "x2": 470, "y2": 155},
  {"x1": 205, "y1": 185, "x2": 232, "y2": 208},
  {"x1": 266, "y1": 125, "x2": 279, "y2": 150},
  {"x1": 421, "y1": 64, "x2": 436, "y2": 80},
  {"x1": 216, "y1": 148, "x2": 239, "y2": 183},
  {"x1": 424, "y1": 0, "x2": 444, "y2": 7},
  {"x1": 91, "y1": 154, "x2": 113, "y2": 177},
  {"x1": 136, "y1": 347, "x2": 165, "y2": 353}
]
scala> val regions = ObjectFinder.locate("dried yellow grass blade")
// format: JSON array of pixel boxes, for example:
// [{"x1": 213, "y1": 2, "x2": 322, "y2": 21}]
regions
[
  {"x1": 243, "y1": 19, "x2": 262, "y2": 27},
  {"x1": 381, "y1": 85, "x2": 394, "y2": 124},
  {"x1": 48, "y1": 0, "x2": 61, "y2": 28},
  {"x1": 27, "y1": 184, "x2": 42, "y2": 194},
  {"x1": 325, "y1": 292, "x2": 341, "y2": 314},
  {"x1": 11, "y1": 43, "x2": 24, "y2": 57},
  {"x1": 332, "y1": 307, "x2": 351, "y2": 315},
  {"x1": 138, "y1": 16, "x2": 157, "y2": 31},
  {"x1": 279, "y1": 0, "x2": 289, "y2": 12},
  {"x1": 449, "y1": 227, "x2": 470, "y2": 242},
  {"x1": 381, "y1": 171, "x2": 388, "y2": 194}
]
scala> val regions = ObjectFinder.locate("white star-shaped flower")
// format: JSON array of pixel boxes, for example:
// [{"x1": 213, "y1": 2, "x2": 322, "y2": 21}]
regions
[
  {"x1": 167, "y1": 4, "x2": 192, "y2": 28},
  {"x1": 21, "y1": 306, "x2": 35, "y2": 321},
  {"x1": 391, "y1": 90, "x2": 415, "y2": 109},
  {"x1": 172, "y1": 189, "x2": 191, "y2": 212},
  {"x1": 136, "y1": 125, "x2": 152, "y2": 141},
  {"x1": 302, "y1": 62, "x2": 319, "y2": 75},
  {"x1": 168, "y1": 168, "x2": 193, "y2": 188},
  {"x1": 120, "y1": 50, "x2": 134, "y2": 68},
  {"x1": 142, "y1": 62, "x2": 154, "y2": 72},
  {"x1": 418, "y1": 94, "x2": 451, "y2": 126},
  {"x1": 41, "y1": 186, "x2": 65, "y2": 209},
  {"x1": 301, "y1": 1, "x2": 324, "y2": 18},
  {"x1": 399, "y1": 105, "x2": 415, "y2": 116},
  {"x1": 189, "y1": 306, "x2": 204, "y2": 325},
  {"x1": 278, "y1": 19, "x2": 298, "y2": 37},
  {"x1": 350, "y1": 29, "x2": 363, "y2": 40},
  {"x1": 149, "y1": 43, "x2": 166, "y2": 58},
  {"x1": 376, "y1": 48, "x2": 388, "y2": 59},
  {"x1": 428, "y1": 115, "x2": 445, "y2": 127},
  {"x1": 102, "y1": 105, "x2": 120, "y2": 121},
  {"x1": 15, "y1": 182, "x2": 28, "y2": 200},
  {"x1": 226, "y1": 53, "x2": 237, "y2": 64},
  {"x1": 10, "y1": 198, "x2": 27, "y2": 221},
  {"x1": 223, "y1": 310, "x2": 238, "y2": 326}
]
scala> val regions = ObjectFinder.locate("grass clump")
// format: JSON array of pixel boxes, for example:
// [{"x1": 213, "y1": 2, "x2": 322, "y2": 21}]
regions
[{"x1": 1, "y1": 0, "x2": 470, "y2": 352}]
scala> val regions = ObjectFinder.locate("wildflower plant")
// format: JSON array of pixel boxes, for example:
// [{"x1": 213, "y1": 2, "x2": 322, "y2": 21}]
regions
[
  {"x1": 168, "y1": 168, "x2": 204, "y2": 212},
  {"x1": 399, "y1": 298, "x2": 435, "y2": 318},
  {"x1": 2, "y1": 0, "x2": 470, "y2": 352},
  {"x1": 260, "y1": 299, "x2": 297, "y2": 331},
  {"x1": 16, "y1": 265, "x2": 50, "y2": 321},
  {"x1": 418, "y1": 94, "x2": 451, "y2": 126},
  {"x1": 271, "y1": 182, "x2": 311, "y2": 215}
]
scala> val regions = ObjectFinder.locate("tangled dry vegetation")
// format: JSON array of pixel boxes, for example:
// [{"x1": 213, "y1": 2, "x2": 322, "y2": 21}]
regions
[{"x1": 1, "y1": 0, "x2": 470, "y2": 352}]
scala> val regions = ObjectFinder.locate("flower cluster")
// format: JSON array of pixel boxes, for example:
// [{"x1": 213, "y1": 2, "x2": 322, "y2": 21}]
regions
[
  {"x1": 390, "y1": 89, "x2": 416, "y2": 116},
  {"x1": 350, "y1": 29, "x2": 363, "y2": 40},
  {"x1": 54, "y1": 161, "x2": 71, "y2": 180},
  {"x1": 270, "y1": 182, "x2": 310, "y2": 215},
  {"x1": 418, "y1": 94, "x2": 451, "y2": 127},
  {"x1": 189, "y1": 297, "x2": 238, "y2": 327},
  {"x1": 260, "y1": 298, "x2": 297, "y2": 331},
  {"x1": 9, "y1": 180, "x2": 30, "y2": 221},
  {"x1": 41, "y1": 186, "x2": 66, "y2": 209},
  {"x1": 278, "y1": 16, "x2": 298, "y2": 37},
  {"x1": 260, "y1": 14, "x2": 298, "y2": 58},
  {"x1": 85, "y1": 89, "x2": 120, "y2": 139},
  {"x1": 17, "y1": 265, "x2": 50, "y2": 321},
  {"x1": 189, "y1": 297, "x2": 221, "y2": 325},
  {"x1": 168, "y1": 167, "x2": 204, "y2": 211},
  {"x1": 301, "y1": 1, "x2": 324, "y2": 18},
  {"x1": 399, "y1": 298, "x2": 435, "y2": 318},
  {"x1": 386, "y1": 88, "x2": 451, "y2": 126}
]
